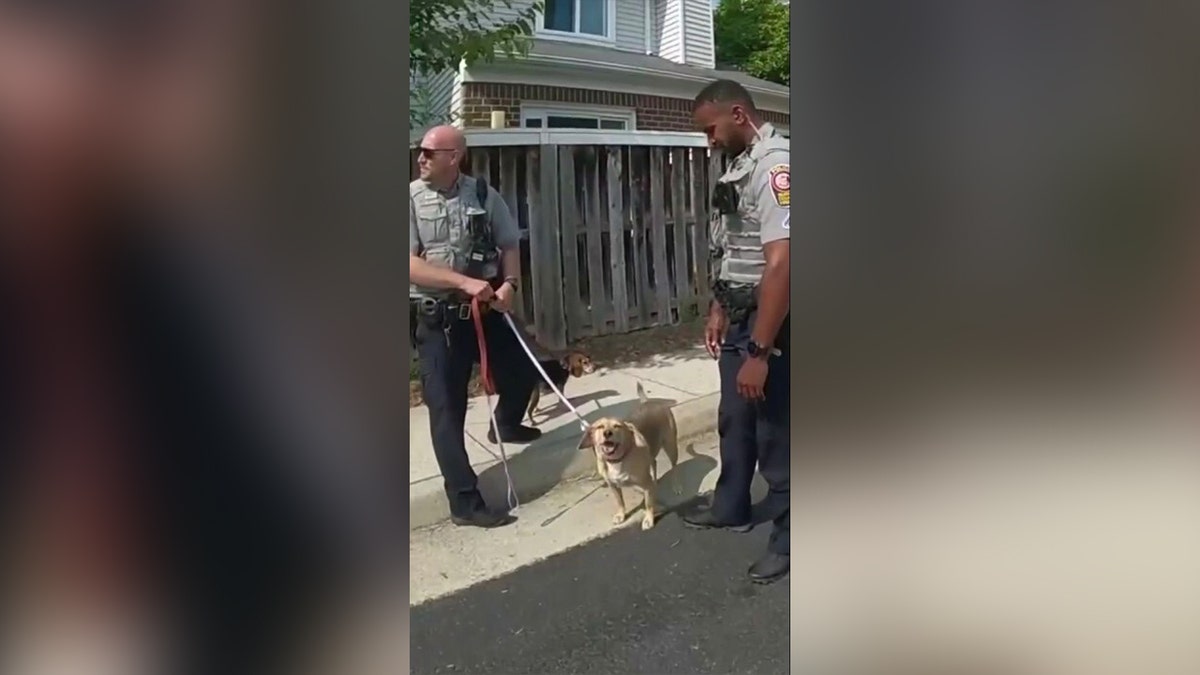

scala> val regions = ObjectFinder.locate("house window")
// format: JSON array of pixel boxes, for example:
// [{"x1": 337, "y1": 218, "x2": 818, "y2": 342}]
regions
[
  {"x1": 539, "y1": 0, "x2": 613, "y2": 40},
  {"x1": 520, "y1": 106, "x2": 635, "y2": 131}
]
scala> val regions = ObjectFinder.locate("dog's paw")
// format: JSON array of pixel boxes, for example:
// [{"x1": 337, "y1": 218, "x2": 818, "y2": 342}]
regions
[
  {"x1": 612, "y1": 511, "x2": 627, "y2": 525},
  {"x1": 641, "y1": 514, "x2": 655, "y2": 530}
]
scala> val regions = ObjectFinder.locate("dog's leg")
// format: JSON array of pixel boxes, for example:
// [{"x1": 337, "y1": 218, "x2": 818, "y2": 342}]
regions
[
  {"x1": 664, "y1": 435, "x2": 683, "y2": 495},
  {"x1": 525, "y1": 388, "x2": 540, "y2": 426},
  {"x1": 640, "y1": 484, "x2": 657, "y2": 530},
  {"x1": 608, "y1": 484, "x2": 628, "y2": 524}
]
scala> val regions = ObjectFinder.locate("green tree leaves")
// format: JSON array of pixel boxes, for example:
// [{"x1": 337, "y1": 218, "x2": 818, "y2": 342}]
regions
[
  {"x1": 713, "y1": 0, "x2": 789, "y2": 86},
  {"x1": 410, "y1": 0, "x2": 543, "y2": 76}
]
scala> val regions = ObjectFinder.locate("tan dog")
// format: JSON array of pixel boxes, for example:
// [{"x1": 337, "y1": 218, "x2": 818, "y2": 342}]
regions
[
  {"x1": 578, "y1": 382, "x2": 681, "y2": 530},
  {"x1": 526, "y1": 351, "x2": 596, "y2": 425}
]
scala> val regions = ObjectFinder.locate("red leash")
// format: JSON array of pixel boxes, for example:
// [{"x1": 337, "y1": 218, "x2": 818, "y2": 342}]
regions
[{"x1": 471, "y1": 297, "x2": 495, "y2": 395}]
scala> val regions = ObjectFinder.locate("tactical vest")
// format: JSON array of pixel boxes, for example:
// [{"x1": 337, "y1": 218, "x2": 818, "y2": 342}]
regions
[
  {"x1": 710, "y1": 127, "x2": 789, "y2": 287},
  {"x1": 410, "y1": 174, "x2": 498, "y2": 299}
]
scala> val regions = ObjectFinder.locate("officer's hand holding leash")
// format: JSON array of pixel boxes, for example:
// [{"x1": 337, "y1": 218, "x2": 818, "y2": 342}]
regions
[
  {"x1": 458, "y1": 276, "x2": 495, "y2": 303},
  {"x1": 489, "y1": 277, "x2": 517, "y2": 313}
]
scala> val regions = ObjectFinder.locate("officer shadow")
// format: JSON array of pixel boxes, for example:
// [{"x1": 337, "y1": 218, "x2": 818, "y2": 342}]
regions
[
  {"x1": 665, "y1": 471, "x2": 778, "y2": 527},
  {"x1": 476, "y1": 392, "x2": 680, "y2": 510}
]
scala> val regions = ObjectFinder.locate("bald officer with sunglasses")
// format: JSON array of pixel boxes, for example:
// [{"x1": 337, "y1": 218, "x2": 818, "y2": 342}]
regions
[{"x1": 410, "y1": 125, "x2": 542, "y2": 529}]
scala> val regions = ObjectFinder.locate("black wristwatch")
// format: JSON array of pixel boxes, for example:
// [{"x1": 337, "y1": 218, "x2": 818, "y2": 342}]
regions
[
  {"x1": 746, "y1": 340, "x2": 773, "y2": 360},
  {"x1": 502, "y1": 276, "x2": 520, "y2": 291}
]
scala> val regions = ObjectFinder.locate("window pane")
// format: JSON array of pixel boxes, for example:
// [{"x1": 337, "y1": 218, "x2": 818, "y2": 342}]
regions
[
  {"x1": 599, "y1": 119, "x2": 626, "y2": 130},
  {"x1": 544, "y1": 0, "x2": 574, "y2": 32},
  {"x1": 579, "y1": 0, "x2": 605, "y2": 35},
  {"x1": 546, "y1": 115, "x2": 600, "y2": 129},
  {"x1": 523, "y1": 118, "x2": 544, "y2": 128}
]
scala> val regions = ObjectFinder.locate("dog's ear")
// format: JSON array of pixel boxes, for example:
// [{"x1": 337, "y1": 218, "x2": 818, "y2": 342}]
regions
[
  {"x1": 624, "y1": 423, "x2": 650, "y2": 449},
  {"x1": 563, "y1": 353, "x2": 581, "y2": 378},
  {"x1": 577, "y1": 427, "x2": 596, "y2": 450}
]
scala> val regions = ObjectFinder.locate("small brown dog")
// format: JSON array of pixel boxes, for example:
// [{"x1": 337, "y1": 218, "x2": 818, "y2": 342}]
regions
[
  {"x1": 525, "y1": 352, "x2": 596, "y2": 425},
  {"x1": 578, "y1": 382, "x2": 681, "y2": 530}
]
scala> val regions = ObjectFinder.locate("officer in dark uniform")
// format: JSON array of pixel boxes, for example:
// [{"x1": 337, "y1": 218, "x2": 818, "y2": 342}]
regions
[
  {"x1": 410, "y1": 125, "x2": 541, "y2": 528},
  {"x1": 681, "y1": 81, "x2": 791, "y2": 583}
]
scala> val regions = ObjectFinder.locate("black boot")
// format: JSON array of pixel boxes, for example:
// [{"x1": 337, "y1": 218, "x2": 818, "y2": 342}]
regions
[
  {"x1": 681, "y1": 507, "x2": 753, "y2": 533},
  {"x1": 747, "y1": 552, "x2": 789, "y2": 584},
  {"x1": 487, "y1": 424, "x2": 542, "y2": 444},
  {"x1": 450, "y1": 509, "x2": 516, "y2": 529}
]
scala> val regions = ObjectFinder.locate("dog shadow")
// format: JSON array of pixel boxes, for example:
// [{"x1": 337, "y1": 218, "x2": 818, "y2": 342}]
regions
[{"x1": 476, "y1": 393, "x2": 680, "y2": 511}]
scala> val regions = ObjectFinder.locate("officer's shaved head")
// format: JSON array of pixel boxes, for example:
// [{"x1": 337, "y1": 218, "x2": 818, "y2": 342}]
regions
[
  {"x1": 417, "y1": 124, "x2": 466, "y2": 187},
  {"x1": 693, "y1": 80, "x2": 763, "y2": 155},
  {"x1": 693, "y1": 79, "x2": 759, "y2": 114},
  {"x1": 423, "y1": 124, "x2": 466, "y2": 152}
]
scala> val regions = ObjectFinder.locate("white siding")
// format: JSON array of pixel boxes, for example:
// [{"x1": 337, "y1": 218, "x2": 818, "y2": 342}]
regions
[
  {"x1": 482, "y1": 0, "x2": 529, "y2": 28},
  {"x1": 411, "y1": 69, "x2": 456, "y2": 126},
  {"x1": 656, "y1": 0, "x2": 684, "y2": 62},
  {"x1": 681, "y1": 0, "x2": 715, "y2": 68},
  {"x1": 614, "y1": 0, "x2": 647, "y2": 52},
  {"x1": 651, "y1": 0, "x2": 713, "y2": 67}
]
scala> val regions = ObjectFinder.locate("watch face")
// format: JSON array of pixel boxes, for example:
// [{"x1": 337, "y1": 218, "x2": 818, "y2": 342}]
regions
[{"x1": 747, "y1": 342, "x2": 760, "y2": 357}]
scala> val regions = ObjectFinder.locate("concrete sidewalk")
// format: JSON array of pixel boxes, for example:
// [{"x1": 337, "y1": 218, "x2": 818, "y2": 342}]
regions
[{"x1": 409, "y1": 345, "x2": 721, "y2": 529}]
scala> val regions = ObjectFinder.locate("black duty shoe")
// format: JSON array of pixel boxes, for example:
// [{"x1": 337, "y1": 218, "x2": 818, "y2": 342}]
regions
[
  {"x1": 681, "y1": 508, "x2": 753, "y2": 533},
  {"x1": 487, "y1": 424, "x2": 542, "y2": 444},
  {"x1": 748, "y1": 552, "x2": 789, "y2": 584},
  {"x1": 450, "y1": 510, "x2": 516, "y2": 529}
]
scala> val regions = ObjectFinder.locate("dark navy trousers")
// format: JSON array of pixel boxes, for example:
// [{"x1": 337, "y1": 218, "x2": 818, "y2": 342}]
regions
[
  {"x1": 413, "y1": 306, "x2": 538, "y2": 517},
  {"x1": 711, "y1": 311, "x2": 791, "y2": 555}
]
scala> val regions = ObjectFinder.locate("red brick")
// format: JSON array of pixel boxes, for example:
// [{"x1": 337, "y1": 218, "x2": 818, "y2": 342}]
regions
[{"x1": 461, "y1": 83, "x2": 789, "y2": 132}]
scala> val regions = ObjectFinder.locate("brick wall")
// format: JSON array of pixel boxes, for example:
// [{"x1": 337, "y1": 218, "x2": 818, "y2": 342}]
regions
[{"x1": 460, "y1": 82, "x2": 789, "y2": 132}]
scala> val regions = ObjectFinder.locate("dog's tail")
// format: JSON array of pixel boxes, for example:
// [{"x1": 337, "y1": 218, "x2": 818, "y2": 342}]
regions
[{"x1": 636, "y1": 380, "x2": 648, "y2": 403}]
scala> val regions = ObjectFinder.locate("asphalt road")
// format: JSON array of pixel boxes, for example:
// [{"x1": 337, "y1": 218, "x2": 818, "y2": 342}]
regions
[{"x1": 410, "y1": 514, "x2": 790, "y2": 675}]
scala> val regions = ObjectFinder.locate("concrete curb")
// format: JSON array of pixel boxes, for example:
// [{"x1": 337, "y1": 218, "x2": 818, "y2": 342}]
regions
[{"x1": 409, "y1": 392, "x2": 720, "y2": 530}]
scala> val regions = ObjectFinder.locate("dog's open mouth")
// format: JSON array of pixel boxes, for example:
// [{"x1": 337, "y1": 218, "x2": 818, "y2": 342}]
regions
[{"x1": 599, "y1": 439, "x2": 624, "y2": 461}]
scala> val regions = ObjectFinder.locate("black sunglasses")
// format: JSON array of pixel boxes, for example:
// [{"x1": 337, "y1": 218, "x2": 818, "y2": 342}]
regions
[{"x1": 418, "y1": 147, "x2": 456, "y2": 159}]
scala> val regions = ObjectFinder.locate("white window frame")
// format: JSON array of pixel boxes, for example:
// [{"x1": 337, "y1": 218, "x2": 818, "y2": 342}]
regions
[
  {"x1": 519, "y1": 103, "x2": 637, "y2": 131},
  {"x1": 535, "y1": 0, "x2": 618, "y2": 45}
]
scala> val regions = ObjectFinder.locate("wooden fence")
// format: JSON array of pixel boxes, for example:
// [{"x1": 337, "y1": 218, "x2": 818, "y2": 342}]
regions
[{"x1": 410, "y1": 129, "x2": 724, "y2": 350}]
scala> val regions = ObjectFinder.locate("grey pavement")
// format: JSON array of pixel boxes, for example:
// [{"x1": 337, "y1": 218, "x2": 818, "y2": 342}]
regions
[{"x1": 410, "y1": 500, "x2": 789, "y2": 675}]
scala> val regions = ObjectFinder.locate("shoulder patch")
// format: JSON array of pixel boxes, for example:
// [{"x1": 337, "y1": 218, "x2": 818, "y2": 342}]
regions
[{"x1": 768, "y1": 164, "x2": 790, "y2": 207}]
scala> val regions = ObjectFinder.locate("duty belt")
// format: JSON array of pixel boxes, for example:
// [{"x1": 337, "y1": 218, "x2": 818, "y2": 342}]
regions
[
  {"x1": 412, "y1": 296, "x2": 486, "y2": 325},
  {"x1": 712, "y1": 281, "x2": 758, "y2": 323}
]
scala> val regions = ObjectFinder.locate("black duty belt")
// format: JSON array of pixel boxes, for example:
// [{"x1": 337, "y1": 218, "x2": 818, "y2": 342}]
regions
[
  {"x1": 712, "y1": 281, "x2": 758, "y2": 321},
  {"x1": 411, "y1": 296, "x2": 485, "y2": 325}
]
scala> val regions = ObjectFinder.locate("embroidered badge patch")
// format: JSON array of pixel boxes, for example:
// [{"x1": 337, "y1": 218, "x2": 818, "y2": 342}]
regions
[{"x1": 768, "y1": 164, "x2": 790, "y2": 207}]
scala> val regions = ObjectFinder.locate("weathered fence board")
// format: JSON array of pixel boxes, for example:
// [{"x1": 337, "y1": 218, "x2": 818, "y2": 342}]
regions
[
  {"x1": 606, "y1": 149, "x2": 630, "y2": 333},
  {"x1": 531, "y1": 145, "x2": 567, "y2": 349},
  {"x1": 648, "y1": 148, "x2": 672, "y2": 324},
  {"x1": 630, "y1": 147, "x2": 652, "y2": 331},
  {"x1": 408, "y1": 136, "x2": 718, "y2": 348},
  {"x1": 557, "y1": 147, "x2": 583, "y2": 341},
  {"x1": 689, "y1": 149, "x2": 711, "y2": 303},
  {"x1": 670, "y1": 148, "x2": 691, "y2": 318}
]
